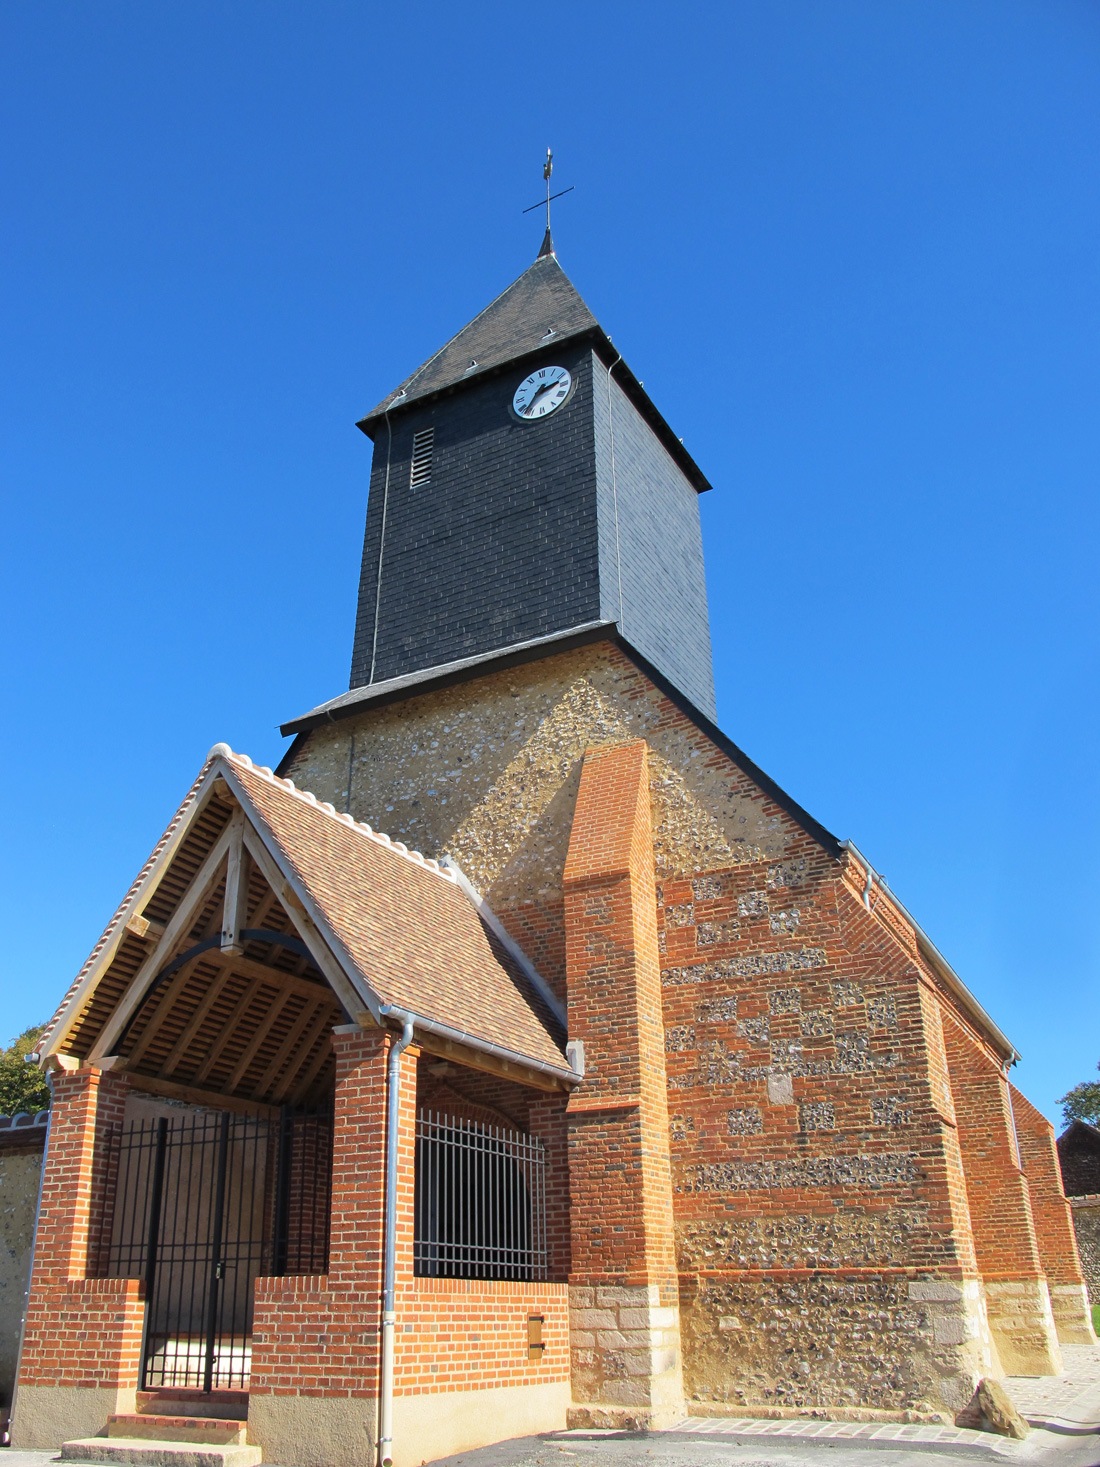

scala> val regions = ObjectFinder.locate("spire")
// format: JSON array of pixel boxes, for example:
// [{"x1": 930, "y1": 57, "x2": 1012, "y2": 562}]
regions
[
  {"x1": 357, "y1": 253, "x2": 599, "y2": 427},
  {"x1": 523, "y1": 148, "x2": 572, "y2": 264}
]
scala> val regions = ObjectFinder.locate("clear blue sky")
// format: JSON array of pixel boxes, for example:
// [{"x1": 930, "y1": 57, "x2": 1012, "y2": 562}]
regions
[{"x1": 2, "y1": 1, "x2": 1098, "y2": 1125}]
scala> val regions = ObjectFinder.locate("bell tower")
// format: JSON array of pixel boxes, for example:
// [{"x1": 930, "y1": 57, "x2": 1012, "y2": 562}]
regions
[{"x1": 349, "y1": 246, "x2": 717, "y2": 721}]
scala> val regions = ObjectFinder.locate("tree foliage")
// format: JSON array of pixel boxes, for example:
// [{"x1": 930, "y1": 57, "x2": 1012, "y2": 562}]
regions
[
  {"x1": 0, "y1": 1025, "x2": 50, "y2": 1117},
  {"x1": 1059, "y1": 1063, "x2": 1100, "y2": 1128}
]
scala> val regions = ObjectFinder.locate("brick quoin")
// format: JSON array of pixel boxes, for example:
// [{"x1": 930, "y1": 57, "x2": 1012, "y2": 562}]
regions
[
  {"x1": 563, "y1": 739, "x2": 684, "y2": 1429},
  {"x1": 1011, "y1": 1084, "x2": 1095, "y2": 1345},
  {"x1": 941, "y1": 1012, "x2": 1062, "y2": 1375},
  {"x1": 13, "y1": 1066, "x2": 145, "y2": 1450}
]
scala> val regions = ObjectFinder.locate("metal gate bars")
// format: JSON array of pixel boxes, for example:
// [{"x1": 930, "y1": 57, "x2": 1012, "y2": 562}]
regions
[
  {"x1": 99, "y1": 1106, "x2": 332, "y2": 1392},
  {"x1": 414, "y1": 1111, "x2": 548, "y2": 1281}
]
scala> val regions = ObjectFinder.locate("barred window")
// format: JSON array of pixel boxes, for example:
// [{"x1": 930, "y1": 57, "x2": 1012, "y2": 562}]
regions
[{"x1": 414, "y1": 1111, "x2": 547, "y2": 1281}]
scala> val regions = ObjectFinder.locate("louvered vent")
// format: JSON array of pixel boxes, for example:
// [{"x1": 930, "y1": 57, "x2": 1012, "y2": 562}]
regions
[{"x1": 410, "y1": 428, "x2": 434, "y2": 488}]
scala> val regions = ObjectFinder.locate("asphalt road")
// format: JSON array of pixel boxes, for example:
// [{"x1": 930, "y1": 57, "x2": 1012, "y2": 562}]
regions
[{"x1": 427, "y1": 1425, "x2": 1100, "y2": 1467}]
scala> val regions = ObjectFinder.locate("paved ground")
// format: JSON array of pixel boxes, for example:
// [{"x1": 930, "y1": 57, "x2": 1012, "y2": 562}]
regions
[
  {"x1": 4, "y1": 1348, "x2": 1099, "y2": 1467},
  {"x1": 424, "y1": 1347, "x2": 1100, "y2": 1467}
]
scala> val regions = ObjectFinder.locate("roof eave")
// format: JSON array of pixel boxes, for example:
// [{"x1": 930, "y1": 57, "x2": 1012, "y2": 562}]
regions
[
  {"x1": 277, "y1": 622, "x2": 845, "y2": 861},
  {"x1": 841, "y1": 840, "x2": 1019, "y2": 1064},
  {"x1": 355, "y1": 325, "x2": 712, "y2": 495}
]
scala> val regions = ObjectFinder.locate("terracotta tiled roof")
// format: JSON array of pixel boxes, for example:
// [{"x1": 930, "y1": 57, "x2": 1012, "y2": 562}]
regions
[
  {"x1": 38, "y1": 747, "x2": 569, "y2": 1082},
  {"x1": 224, "y1": 754, "x2": 568, "y2": 1072},
  {"x1": 36, "y1": 763, "x2": 211, "y2": 1060}
]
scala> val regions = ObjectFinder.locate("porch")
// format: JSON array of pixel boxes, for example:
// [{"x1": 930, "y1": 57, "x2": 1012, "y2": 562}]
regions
[{"x1": 13, "y1": 750, "x2": 575, "y2": 1467}]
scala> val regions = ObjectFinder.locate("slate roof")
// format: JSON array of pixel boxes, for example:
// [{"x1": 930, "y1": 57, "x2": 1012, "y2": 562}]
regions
[
  {"x1": 361, "y1": 253, "x2": 598, "y2": 425},
  {"x1": 356, "y1": 251, "x2": 711, "y2": 492},
  {"x1": 38, "y1": 748, "x2": 571, "y2": 1084}
]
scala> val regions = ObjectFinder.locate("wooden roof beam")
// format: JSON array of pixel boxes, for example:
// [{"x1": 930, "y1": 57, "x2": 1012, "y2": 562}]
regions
[{"x1": 88, "y1": 826, "x2": 235, "y2": 1063}]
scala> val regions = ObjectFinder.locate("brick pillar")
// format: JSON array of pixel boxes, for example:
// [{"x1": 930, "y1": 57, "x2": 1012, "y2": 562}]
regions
[
  {"x1": 528, "y1": 1092, "x2": 572, "y2": 1284},
  {"x1": 13, "y1": 1064, "x2": 145, "y2": 1450},
  {"x1": 563, "y1": 740, "x2": 684, "y2": 1430},
  {"x1": 249, "y1": 1026, "x2": 418, "y2": 1467},
  {"x1": 1011, "y1": 1085, "x2": 1096, "y2": 1346},
  {"x1": 941, "y1": 1017, "x2": 1062, "y2": 1376}
]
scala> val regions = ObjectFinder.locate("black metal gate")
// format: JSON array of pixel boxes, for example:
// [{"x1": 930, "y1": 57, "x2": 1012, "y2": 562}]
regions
[{"x1": 100, "y1": 1107, "x2": 332, "y2": 1392}]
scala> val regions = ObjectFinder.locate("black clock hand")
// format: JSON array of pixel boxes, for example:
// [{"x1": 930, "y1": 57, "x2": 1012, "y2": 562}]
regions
[{"x1": 526, "y1": 380, "x2": 558, "y2": 410}]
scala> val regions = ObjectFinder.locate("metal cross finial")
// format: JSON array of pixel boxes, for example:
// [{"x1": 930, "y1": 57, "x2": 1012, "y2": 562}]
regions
[{"x1": 523, "y1": 148, "x2": 574, "y2": 256}]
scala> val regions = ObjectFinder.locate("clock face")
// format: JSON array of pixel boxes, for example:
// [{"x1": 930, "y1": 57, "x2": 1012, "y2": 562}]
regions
[{"x1": 513, "y1": 365, "x2": 572, "y2": 421}]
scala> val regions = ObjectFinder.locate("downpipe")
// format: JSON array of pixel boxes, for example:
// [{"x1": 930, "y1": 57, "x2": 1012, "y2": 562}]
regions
[{"x1": 378, "y1": 1015, "x2": 415, "y2": 1467}]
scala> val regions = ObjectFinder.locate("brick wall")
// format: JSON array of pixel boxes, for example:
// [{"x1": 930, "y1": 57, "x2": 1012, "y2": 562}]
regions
[
  {"x1": 940, "y1": 1014, "x2": 1061, "y2": 1374},
  {"x1": 16, "y1": 1068, "x2": 144, "y2": 1395},
  {"x1": 1011, "y1": 1086, "x2": 1094, "y2": 1344},
  {"x1": 250, "y1": 1027, "x2": 390, "y2": 1401},
  {"x1": 563, "y1": 740, "x2": 684, "y2": 1427},
  {"x1": 394, "y1": 1279, "x2": 567, "y2": 1395},
  {"x1": 286, "y1": 639, "x2": 1060, "y2": 1418}
]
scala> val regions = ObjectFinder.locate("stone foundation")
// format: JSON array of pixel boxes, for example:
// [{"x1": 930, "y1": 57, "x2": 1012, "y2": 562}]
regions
[
  {"x1": 1050, "y1": 1281, "x2": 1097, "y2": 1346},
  {"x1": 983, "y1": 1278, "x2": 1063, "y2": 1376},
  {"x1": 11, "y1": 1384, "x2": 137, "y2": 1452},
  {"x1": 568, "y1": 1283, "x2": 684, "y2": 1428},
  {"x1": 679, "y1": 1273, "x2": 996, "y2": 1421}
]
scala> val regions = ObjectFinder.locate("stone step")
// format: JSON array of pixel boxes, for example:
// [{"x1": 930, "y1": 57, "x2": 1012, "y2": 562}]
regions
[
  {"x1": 61, "y1": 1440, "x2": 261, "y2": 1467},
  {"x1": 108, "y1": 1416, "x2": 248, "y2": 1446},
  {"x1": 136, "y1": 1392, "x2": 248, "y2": 1422}
]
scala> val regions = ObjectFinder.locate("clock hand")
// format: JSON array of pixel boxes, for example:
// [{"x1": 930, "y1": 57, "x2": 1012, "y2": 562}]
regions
[{"x1": 526, "y1": 379, "x2": 559, "y2": 409}]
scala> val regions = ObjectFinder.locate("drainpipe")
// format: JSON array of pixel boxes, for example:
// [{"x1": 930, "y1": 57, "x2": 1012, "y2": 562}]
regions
[
  {"x1": 861, "y1": 861, "x2": 876, "y2": 911},
  {"x1": 378, "y1": 1015, "x2": 415, "y2": 1467}
]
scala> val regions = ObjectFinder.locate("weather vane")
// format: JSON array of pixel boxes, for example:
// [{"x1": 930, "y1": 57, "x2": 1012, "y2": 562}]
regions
[{"x1": 523, "y1": 148, "x2": 574, "y2": 255}]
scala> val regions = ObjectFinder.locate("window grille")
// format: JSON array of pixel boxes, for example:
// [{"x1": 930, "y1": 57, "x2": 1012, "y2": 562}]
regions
[
  {"x1": 410, "y1": 428, "x2": 434, "y2": 487},
  {"x1": 414, "y1": 1111, "x2": 548, "y2": 1281}
]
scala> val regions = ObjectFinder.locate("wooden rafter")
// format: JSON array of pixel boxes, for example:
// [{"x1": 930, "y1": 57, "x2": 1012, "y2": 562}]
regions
[
  {"x1": 122, "y1": 899, "x2": 227, "y2": 1066},
  {"x1": 251, "y1": 996, "x2": 327, "y2": 1100},
  {"x1": 42, "y1": 773, "x2": 226, "y2": 1059},
  {"x1": 281, "y1": 1020, "x2": 336, "y2": 1104},
  {"x1": 271, "y1": 1006, "x2": 336, "y2": 1104},
  {"x1": 124, "y1": 953, "x2": 210, "y2": 1067},
  {"x1": 223, "y1": 991, "x2": 297, "y2": 1092},
  {"x1": 154, "y1": 962, "x2": 241, "y2": 1074},
  {"x1": 201, "y1": 949, "x2": 332, "y2": 1006},
  {"x1": 192, "y1": 979, "x2": 275, "y2": 1087},
  {"x1": 89, "y1": 827, "x2": 235, "y2": 1062}
]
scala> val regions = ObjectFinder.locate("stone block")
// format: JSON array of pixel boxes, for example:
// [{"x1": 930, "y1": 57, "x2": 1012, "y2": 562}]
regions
[
  {"x1": 572, "y1": 1309, "x2": 618, "y2": 1330},
  {"x1": 933, "y1": 1316, "x2": 969, "y2": 1346},
  {"x1": 908, "y1": 1280, "x2": 963, "y2": 1303}
]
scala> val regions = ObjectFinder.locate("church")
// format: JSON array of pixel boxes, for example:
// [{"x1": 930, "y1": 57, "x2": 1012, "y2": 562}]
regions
[{"x1": 11, "y1": 235, "x2": 1093, "y2": 1467}]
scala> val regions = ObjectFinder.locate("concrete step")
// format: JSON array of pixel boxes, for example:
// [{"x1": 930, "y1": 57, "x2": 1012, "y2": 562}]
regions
[
  {"x1": 108, "y1": 1416, "x2": 248, "y2": 1445},
  {"x1": 61, "y1": 1439, "x2": 261, "y2": 1467},
  {"x1": 136, "y1": 1392, "x2": 248, "y2": 1422}
]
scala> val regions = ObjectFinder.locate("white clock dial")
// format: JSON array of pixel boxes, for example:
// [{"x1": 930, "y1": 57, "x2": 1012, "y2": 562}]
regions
[{"x1": 513, "y1": 365, "x2": 572, "y2": 420}]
